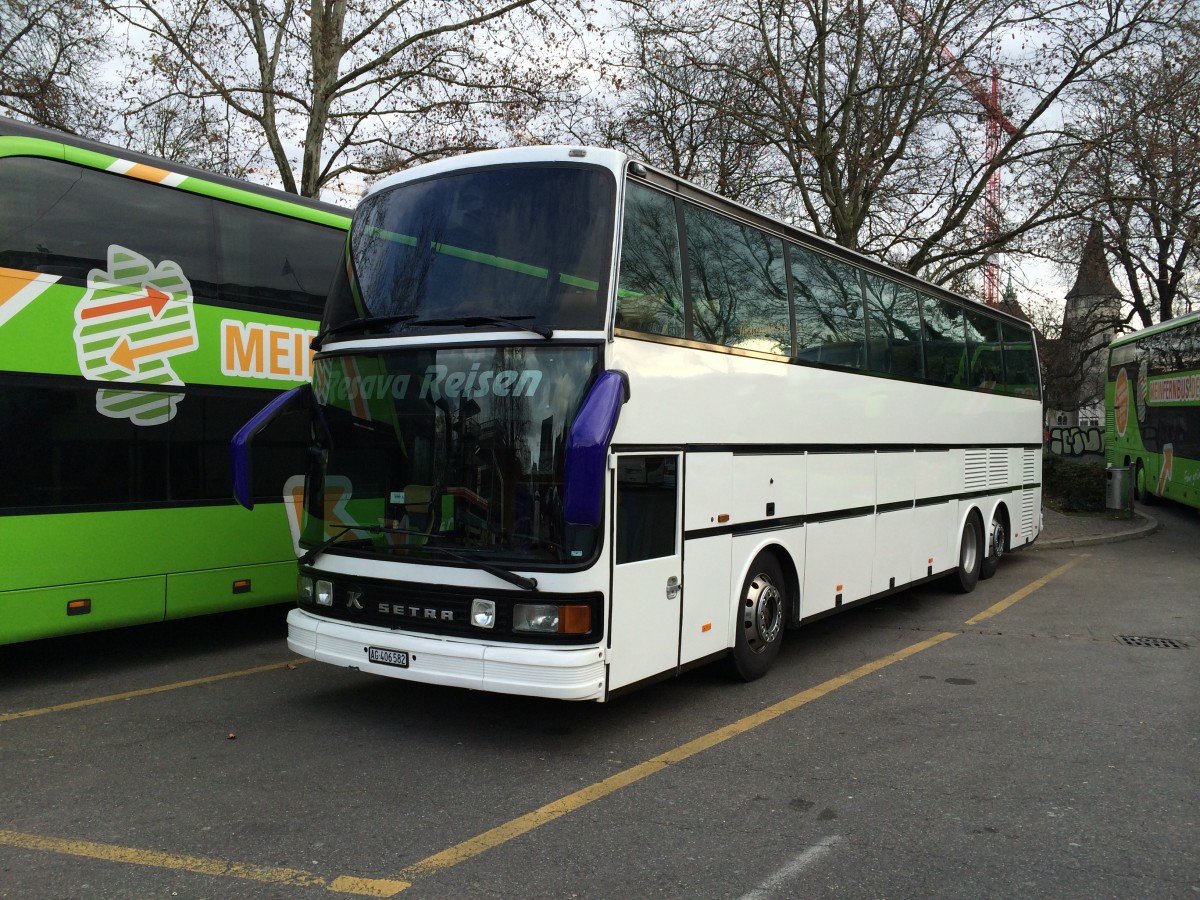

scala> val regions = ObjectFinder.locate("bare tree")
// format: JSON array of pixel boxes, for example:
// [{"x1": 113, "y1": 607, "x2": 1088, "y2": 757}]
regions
[
  {"x1": 0, "y1": 0, "x2": 112, "y2": 135},
  {"x1": 597, "y1": 0, "x2": 1180, "y2": 294},
  {"x1": 1065, "y1": 19, "x2": 1200, "y2": 326},
  {"x1": 105, "y1": 0, "x2": 592, "y2": 197}
]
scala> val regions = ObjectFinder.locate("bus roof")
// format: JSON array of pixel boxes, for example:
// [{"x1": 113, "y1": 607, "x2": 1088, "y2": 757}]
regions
[
  {"x1": 366, "y1": 144, "x2": 1031, "y2": 329},
  {"x1": 0, "y1": 116, "x2": 349, "y2": 218},
  {"x1": 1109, "y1": 308, "x2": 1200, "y2": 349}
]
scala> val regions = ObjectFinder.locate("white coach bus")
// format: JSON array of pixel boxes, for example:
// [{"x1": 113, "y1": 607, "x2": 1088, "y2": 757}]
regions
[{"x1": 233, "y1": 147, "x2": 1043, "y2": 701}]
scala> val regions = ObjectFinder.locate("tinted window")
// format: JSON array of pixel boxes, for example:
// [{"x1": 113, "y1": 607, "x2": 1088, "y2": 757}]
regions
[
  {"x1": 0, "y1": 156, "x2": 342, "y2": 315},
  {"x1": 921, "y1": 296, "x2": 966, "y2": 385},
  {"x1": 0, "y1": 156, "x2": 218, "y2": 298},
  {"x1": 336, "y1": 165, "x2": 614, "y2": 334},
  {"x1": 1001, "y1": 321, "x2": 1040, "y2": 398},
  {"x1": 214, "y1": 202, "x2": 344, "y2": 313},
  {"x1": 0, "y1": 376, "x2": 306, "y2": 511},
  {"x1": 863, "y1": 274, "x2": 923, "y2": 377},
  {"x1": 684, "y1": 204, "x2": 789, "y2": 353},
  {"x1": 616, "y1": 456, "x2": 678, "y2": 564},
  {"x1": 790, "y1": 244, "x2": 865, "y2": 368},
  {"x1": 964, "y1": 307, "x2": 1003, "y2": 390},
  {"x1": 616, "y1": 183, "x2": 685, "y2": 337}
]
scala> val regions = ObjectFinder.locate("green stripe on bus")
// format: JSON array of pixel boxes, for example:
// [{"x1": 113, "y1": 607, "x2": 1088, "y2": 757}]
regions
[
  {"x1": 559, "y1": 274, "x2": 599, "y2": 290},
  {"x1": 431, "y1": 243, "x2": 548, "y2": 279}
]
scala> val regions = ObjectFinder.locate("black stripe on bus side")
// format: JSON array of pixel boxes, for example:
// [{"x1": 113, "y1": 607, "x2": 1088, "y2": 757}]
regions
[
  {"x1": 611, "y1": 442, "x2": 1041, "y2": 455},
  {"x1": 685, "y1": 486, "x2": 1041, "y2": 542},
  {"x1": 697, "y1": 443, "x2": 1036, "y2": 454}
]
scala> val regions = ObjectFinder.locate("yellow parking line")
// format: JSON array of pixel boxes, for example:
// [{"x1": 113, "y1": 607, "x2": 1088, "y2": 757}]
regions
[
  {"x1": 0, "y1": 830, "x2": 408, "y2": 896},
  {"x1": 965, "y1": 555, "x2": 1087, "y2": 625},
  {"x1": 395, "y1": 556, "x2": 1083, "y2": 886},
  {"x1": 1, "y1": 558, "x2": 1081, "y2": 896},
  {"x1": 0, "y1": 658, "x2": 312, "y2": 723},
  {"x1": 397, "y1": 630, "x2": 958, "y2": 883}
]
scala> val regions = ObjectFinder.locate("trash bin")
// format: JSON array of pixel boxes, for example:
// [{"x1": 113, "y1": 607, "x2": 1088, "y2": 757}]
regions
[{"x1": 1106, "y1": 466, "x2": 1131, "y2": 510}]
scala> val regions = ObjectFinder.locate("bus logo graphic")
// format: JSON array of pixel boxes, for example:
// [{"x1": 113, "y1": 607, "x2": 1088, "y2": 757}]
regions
[
  {"x1": 72, "y1": 245, "x2": 199, "y2": 426},
  {"x1": 1114, "y1": 367, "x2": 1129, "y2": 438}
]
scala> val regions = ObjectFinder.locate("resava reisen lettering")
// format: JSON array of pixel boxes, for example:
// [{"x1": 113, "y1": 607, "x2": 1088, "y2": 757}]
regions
[{"x1": 315, "y1": 363, "x2": 543, "y2": 404}]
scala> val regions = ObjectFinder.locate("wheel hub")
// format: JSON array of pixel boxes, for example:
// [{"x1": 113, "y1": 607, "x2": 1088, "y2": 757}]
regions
[{"x1": 742, "y1": 574, "x2": 783, "y2": 653}]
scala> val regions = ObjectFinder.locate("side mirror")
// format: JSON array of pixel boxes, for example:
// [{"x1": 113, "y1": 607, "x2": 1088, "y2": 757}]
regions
[
  {"x1": 231, "y1": 384, "x2": 312, "y2": 510},
  {"x1": 563, "y1": 370, "x2": 629, "y2": 526}
]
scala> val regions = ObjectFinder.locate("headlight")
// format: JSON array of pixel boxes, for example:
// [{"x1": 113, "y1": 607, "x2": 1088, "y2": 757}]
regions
[
  {"x1": 471, "y1": 599, "x2": 496, "y2": 629},
  {"x1": 315, "y1": 579, "x2": 334, "y2": 606},
  {"x1": 297, "y1": 575, "x2": 314, "y2": 604},
  {"x1": 513, "y1": 603, "x2": 591, "y2": 634}
]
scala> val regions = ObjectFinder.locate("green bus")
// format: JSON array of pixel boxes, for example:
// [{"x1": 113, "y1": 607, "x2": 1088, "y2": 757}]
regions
[
  {"x1": 1106, "y1": 309, "x2": 1200, "y2": 508},
  {"x1": 0, "y1": 118, "x2": 351, "y2": 643}
]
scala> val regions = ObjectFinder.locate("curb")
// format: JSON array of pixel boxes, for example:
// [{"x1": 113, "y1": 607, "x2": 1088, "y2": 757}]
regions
[{"x1": 1029, "y1": 511, "x2": 1159, "y2": 550}]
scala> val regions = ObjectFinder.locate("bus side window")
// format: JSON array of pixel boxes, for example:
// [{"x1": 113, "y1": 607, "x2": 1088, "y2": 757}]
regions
[
  {"x1": 965, "y1": 307, "x2": 1003, "y2": 390},
  {"x1": 864, "y1": 274, "x2": 923, "y2": 378},
  {"x1": 683, "y1": 204, "x2": 790, "y2": 355},
  {"x1": 1001, "y1": 322, "x2": 1040, "y2": 399},
  {"x1": 790, "y1": 243, "x2": 865, "y2": 369},
  {"x1": 0, "y1": 156, "x2": 219, "y2": 299},
  {"x1": 616, "y1": 183, "x2": 685, "y2": 338},
  {"x1": 214, "y1": 202, "x2": 344, "y2": 314},
  {"x1": 920, "y1": 295, "x2": 966, "y2": 386}
]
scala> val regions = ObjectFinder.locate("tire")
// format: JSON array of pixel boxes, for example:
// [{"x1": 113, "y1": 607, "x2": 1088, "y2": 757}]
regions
[
  {"x1": 727, "y1": 552, "x2": 787, "y2": 682},
  {"x1": 980, "y1": 509, "x2": 1005, "y2": 580},
  {"x1": 1136, "y1": 461, "x2": 1156, "y2": 504},
  {"x1": 948, "y1": 511, "x2": 984, "y2": 594}
]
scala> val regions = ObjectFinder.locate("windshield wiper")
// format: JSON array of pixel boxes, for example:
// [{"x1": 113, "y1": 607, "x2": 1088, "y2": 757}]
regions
[
  {"x1": 405, "y1": 316, "x2": 553, "y2": 339},
  {"x1": 310, "y1": 314, "x2": 417, "y2": 349},
  {"x1": 298, "y1": 528, "x2": 369, "y2": 564},
  {"x1": 298, "y1": 523, "x2": 538, "y2": 591}
]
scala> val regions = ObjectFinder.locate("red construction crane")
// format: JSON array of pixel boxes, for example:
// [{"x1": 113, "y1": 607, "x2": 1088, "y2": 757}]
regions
[{"x1": 894, "y1": 4, "x2": 1019, "y2": 306}]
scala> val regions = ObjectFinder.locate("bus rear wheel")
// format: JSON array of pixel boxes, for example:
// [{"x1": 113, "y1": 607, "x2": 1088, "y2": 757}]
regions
[
  {"x1": 727, "y1": 552, "x2": 787, "y2": 682},
  {"x1": 1135, "y1": 461, "x2": 1156, "y2": 504},
  {"x1": 980, "y1": 510, "x2": 1005, "y2": 580},
  {"x1": 948, "y1": 511, "x2": 984, "y2": 594}
]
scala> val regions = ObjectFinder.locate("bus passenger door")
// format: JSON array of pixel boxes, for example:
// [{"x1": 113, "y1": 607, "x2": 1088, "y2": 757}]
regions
[{"x1": 608, "y1": 454, "x2": 683, "y2": 692}]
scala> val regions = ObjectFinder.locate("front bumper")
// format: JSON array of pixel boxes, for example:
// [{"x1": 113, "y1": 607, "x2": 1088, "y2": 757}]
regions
[{"x1": 287, "y1": 608, "x2": 608, "y2": 701}]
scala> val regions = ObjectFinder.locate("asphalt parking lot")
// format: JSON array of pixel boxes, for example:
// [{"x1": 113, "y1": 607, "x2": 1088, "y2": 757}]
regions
[{"x1": 1, "y1": 503, "x2": 1197, "y2": 899}]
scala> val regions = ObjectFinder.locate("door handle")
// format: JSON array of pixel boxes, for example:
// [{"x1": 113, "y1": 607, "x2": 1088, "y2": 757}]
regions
[{"x1": 666, "y1": 576, "x2": 681, "y2": 600}]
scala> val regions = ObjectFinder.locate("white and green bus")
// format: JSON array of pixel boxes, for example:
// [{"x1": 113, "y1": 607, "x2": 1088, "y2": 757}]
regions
[
  {"x1": 235, "y1": 146, "x2": 1043, "y2": 700},
  {"x1": 0, "y1": 118, "x2": 350, "y2": 644},
  {"x1": 1106, "y1": 309, "x2": 1200, "y2": 508}
]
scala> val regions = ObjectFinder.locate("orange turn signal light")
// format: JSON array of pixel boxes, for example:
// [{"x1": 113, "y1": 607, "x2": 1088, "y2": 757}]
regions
[{"x1": 561, "y1": 604, "x2": 592, "y2": 634}]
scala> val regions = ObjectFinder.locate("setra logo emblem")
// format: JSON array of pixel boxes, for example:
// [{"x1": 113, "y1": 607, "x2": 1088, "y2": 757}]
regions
[{"x1": 346, "y1": 590, "x2": 365, "y2": 610}]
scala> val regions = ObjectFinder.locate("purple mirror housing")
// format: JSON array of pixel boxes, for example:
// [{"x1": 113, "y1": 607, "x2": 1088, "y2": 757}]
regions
[
  {"x1": 231, "y1": 384, "x2": 311, "y2": 510},
  {"x1": 563, "y1": 370, "x2": 629, "y2": 526}
]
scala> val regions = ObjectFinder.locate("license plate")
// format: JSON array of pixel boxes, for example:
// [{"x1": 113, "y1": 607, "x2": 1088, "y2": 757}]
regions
[{"x1": 367, "y1": 647, "x2": 409, "y2": 668}]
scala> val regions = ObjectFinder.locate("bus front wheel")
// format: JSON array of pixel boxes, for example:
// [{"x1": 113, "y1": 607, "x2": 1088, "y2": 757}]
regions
[
  {"x1": 727, "y1": 552, "x2": 787, "y2": 682},
  {"x1": 949, "y1": 511, "x2": 984, "y2": 594}
]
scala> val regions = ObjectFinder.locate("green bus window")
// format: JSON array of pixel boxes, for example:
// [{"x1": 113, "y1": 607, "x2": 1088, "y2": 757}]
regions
[
  {"x1": 864, "y1": 274, "x2": 923, "y2": 378},
  {"x1": 683, "y1": 204, "x2": 790, "y2": 354},
  {"x1": 921, "y1": 296, "x2": 967, "y2": 386},
  {"x1": 790, "y1": 243, "x2": 865, "y2": 369},
  {"x1": 214, "y1": 202, "x2": 344, "y2": 314},
  {"x1": 0, "y1": 156, "x2": 219, "y2": 300},
  {"x1": 616, "y1": 183, "x2": 685, "y2": 337}
]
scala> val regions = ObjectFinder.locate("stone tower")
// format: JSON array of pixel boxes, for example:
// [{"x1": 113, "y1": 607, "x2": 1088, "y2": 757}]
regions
[{"x1": 1059, "y1": 223, "x2": 1123, "y2": 426}]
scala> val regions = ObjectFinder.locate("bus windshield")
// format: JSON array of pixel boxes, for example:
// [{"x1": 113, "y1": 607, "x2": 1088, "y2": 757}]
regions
[
  {"x1": 305, "y1": 345, "x2": 601, "y2": 566},
  {"x1": 322, "y1": 165, "x2": 616, "y2": 338}
]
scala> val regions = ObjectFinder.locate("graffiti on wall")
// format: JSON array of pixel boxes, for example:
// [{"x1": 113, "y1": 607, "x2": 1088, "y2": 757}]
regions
[{"x1": 1047, "y1": 425, "x2": 1105, "y2": 458}]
